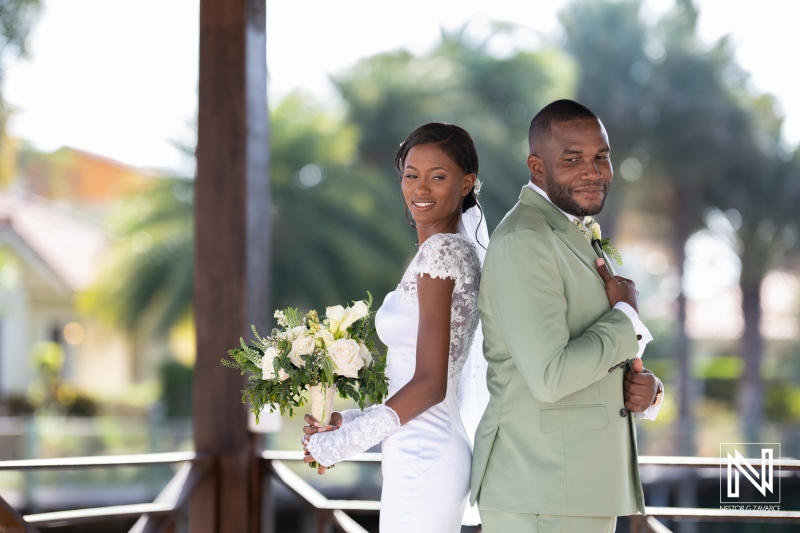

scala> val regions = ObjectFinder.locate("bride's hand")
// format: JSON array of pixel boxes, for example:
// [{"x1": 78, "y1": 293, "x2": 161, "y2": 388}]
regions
[
  {"x1": 300, "y1": 412, "x2": 342, "y2": 475},
  {"x1": 302, "y1": 412, "x2": 343, "y2": 438},
  {"x1": 303, "y1": 446, "x2": 328, "y2": 475}
]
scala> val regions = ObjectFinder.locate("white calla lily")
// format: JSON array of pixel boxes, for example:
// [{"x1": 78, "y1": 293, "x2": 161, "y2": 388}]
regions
[
  {"x1": 326, "y1": 305, "x2": 346, "y2": 335},
  {"x1": 315, "y1": 329, "x2": 335, "y2": 347}
]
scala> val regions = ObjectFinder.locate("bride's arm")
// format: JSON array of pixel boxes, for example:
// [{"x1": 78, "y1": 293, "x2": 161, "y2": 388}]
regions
[
  {"x1": 304, "y1": 274, "x2": 454, "y2": 469},
  {"x1": 384, "y1": 273, "x2": 453, "y2": 422}
]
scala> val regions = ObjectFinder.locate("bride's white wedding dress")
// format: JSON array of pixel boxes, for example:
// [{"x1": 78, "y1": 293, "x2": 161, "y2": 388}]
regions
[
  {"x1": 305, "y1": 208, "x2": 489, "y2": 530},
  {"x1": 374, "y1": 231, "x2": 481, "y2": 532}
]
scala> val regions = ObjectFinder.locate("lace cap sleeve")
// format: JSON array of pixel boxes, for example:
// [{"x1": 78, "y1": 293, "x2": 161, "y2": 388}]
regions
[
  {"x1": 412, "y1": 233, "x2": 474, "y2": 282},
  {"x1": 396, "y1": 232, "x2": 480, "y2": 305}
]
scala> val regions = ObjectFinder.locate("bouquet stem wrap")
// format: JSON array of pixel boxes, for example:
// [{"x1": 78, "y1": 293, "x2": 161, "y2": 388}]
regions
[{"x1": 310, "y1": 384, "x2": 336, "y2": 426}]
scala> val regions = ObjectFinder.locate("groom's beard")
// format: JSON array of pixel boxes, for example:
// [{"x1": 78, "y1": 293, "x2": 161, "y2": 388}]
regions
[{"x1": 545, "y1": 175, "x2": 610, "y2": 218}]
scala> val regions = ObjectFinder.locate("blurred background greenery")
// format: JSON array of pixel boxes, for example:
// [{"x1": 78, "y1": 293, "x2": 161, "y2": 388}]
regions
[{"x1": 0, "y1": 0, "x2": 798, "y2": 530}]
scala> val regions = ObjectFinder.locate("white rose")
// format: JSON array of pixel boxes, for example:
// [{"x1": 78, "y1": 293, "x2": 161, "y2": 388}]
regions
[
  {"x1": 289, "y1": 336, "x2": 315, "y2": 367},
  {"x1": 585, "y1": 216, "x2": 601, "y2": 241},
  {"x1": 327, "y1": 338, "x2": 364, "y2": 378},
  {"x1": 358, "y1": 341, "x2": 372, "y2": 366},
  {"x1": 261, "y1": 347, "x2": 290, "y2": 381},
  {"x1": 326, "y1": 305, "x2": 346, "y2": 335},
  {"x1": 290, "y1": 326, "x2": 308, "y2": 341},
  {"x1": 315, "y1": 329, "x2": 335, "y2": 347},
  {"x1": 339, "y1": 301, "x2": 369, "y2": 332}
]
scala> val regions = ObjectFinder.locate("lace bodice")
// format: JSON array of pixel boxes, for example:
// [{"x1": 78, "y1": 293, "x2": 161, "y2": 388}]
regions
[{"x1": 396, "y1": 232, "x2": 481, "y2": 395}]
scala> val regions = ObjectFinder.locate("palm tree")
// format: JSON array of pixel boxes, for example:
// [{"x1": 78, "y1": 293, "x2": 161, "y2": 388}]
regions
[
  {"x1": 83, "y1": 174, "x2": 193, "y2": 334},
  {"x1": 268, "y1": 93, "x2": 413, "y2": 309},
  {"x1": 333, "y1": 25, "x2": 568, "y2": 229},
  {"x1": 561, "y1": 0, "x2": 762, "y2": 455},
  {"x1": 707, "y1": 126, "x2": 800, "y2": 444},
  {"x1": 87, "y1": 92, "x2": 412, "y2": 336}
]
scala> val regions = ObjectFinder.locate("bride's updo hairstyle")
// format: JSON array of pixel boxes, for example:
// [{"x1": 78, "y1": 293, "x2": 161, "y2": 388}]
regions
[{"x1": 394, "y1": 122, "x2": 480, "y2": 214}]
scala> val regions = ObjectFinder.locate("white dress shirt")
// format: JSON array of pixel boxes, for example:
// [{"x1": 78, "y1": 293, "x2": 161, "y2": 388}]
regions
[{"x1": 526, "y1": 181, "x2": 662, "y2": 420}]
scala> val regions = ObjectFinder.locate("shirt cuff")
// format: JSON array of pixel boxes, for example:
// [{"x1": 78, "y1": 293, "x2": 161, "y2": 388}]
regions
[
  {"x1": 613, "y1": 302, "x2": 653, "y2": 359},
  {"x1": 635, "y1": 388, "x2": 664, "y2": 421}
]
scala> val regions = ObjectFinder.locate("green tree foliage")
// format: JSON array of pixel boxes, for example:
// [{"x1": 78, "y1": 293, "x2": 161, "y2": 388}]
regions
[
  {"x1": 83, "y1": 175, "x2": 193, "y2": 334},
  {"x1": 0, "y1": 0, "x2": 39, "y2": 54},
  {"x1": 334, "y1": 25, "x2": 573, "y2": 228},
  {"x1": 87, "y1": 93, "x2": 412, "y2": 335},
  {"x1": 562, "y1": 0, "x2": 799, "y2": 447},
  {"x1": 88, "y1": 28, "x2": 572, "y2": 339},
  {"x1": 0, "y1": 0, "x2": 41, "y2": 137},
  {"x1": 84, "y1": 4, "x2": 798, "y2": 451},
  {"x1": 706, "y1": 114, "x2": 800, "y2": 444},
  {"x1": 268, "y1": 93, "x2": 412, "y2": 310},
  {"x1": 561, "y1": 0, "x2": 755, "y2": 231},
  {"x1": 0, "y1": 0, "x2": 41, "y2": 105}
]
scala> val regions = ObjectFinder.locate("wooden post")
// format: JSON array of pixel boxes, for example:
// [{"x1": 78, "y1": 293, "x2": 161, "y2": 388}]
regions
[{"x1": 191, "y1": 0, "x2": 269, "y2": 532}]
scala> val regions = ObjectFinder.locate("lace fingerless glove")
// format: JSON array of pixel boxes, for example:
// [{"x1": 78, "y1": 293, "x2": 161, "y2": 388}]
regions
[
  {"x1": 340, "y1": 409, "x2": 365, "y2": 425},
  {"x1": 307, "y1": 405, "x2": 400, "y2": 467}
]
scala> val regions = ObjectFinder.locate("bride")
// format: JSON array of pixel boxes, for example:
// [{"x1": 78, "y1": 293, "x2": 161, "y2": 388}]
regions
[{"x1": 303, "y1": 122, "x2": 489, "y2": 531}]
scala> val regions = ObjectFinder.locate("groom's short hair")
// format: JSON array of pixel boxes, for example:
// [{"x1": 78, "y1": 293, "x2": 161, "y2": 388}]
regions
[{"x1": 528, "y1": 99, "x2": 598, "y2": 153}]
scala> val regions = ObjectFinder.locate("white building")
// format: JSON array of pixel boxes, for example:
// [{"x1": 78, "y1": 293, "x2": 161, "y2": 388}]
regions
[{"x1": 0, "y1": 193, "x2": 132, "y2": 399}]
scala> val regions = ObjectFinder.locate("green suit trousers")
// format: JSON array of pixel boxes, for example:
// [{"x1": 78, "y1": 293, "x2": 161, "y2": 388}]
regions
[{"x1": 480, "y1": 511, "x2": 616, "y2": 532}]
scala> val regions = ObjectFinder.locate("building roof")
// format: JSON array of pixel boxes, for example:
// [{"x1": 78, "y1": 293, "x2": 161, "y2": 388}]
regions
[
  {"x1": 0, "y1": 192, "x2": 106, "y2": 292},
  {"x1": 14, "y1": 143, "x2": 162, "y2": 217}
]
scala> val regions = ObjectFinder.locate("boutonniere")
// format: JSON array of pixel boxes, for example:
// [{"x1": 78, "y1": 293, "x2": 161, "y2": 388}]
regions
[{"x1": 584, "y1": 217, "x2": 623, "y2": 266}]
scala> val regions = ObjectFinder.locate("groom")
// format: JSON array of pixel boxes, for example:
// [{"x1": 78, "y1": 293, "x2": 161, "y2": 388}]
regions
[{"x1": 471, "y1": 99, "x2": 663, "y2": 532}]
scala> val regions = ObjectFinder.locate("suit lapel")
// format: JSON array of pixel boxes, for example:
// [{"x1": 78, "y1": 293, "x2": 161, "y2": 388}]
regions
[
  {"x1": 519, "y1": 187, "x2": 603, "y2": 282},
  {"x1": 592, "y1": 241, "x2": 618, "y2": 276}
]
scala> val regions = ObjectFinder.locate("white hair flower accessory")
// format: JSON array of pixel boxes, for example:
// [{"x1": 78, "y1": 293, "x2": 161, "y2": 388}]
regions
[{"x1": 472, "y1": 178, "x2": 482, "y2": 197}]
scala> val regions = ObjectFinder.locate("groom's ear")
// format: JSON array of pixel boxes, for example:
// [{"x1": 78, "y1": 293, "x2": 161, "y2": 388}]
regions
[{"x1": 527, "y1": 154, "x2": 544, "y2": 182}]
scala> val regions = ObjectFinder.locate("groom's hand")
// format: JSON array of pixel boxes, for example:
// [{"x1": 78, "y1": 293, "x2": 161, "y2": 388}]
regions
[
  {"x1": 596, "y1": 258, "x2": 639, "y2": 313},
  {"x1": 624, "y1": 358, "x2": 661, "y2": 412}
]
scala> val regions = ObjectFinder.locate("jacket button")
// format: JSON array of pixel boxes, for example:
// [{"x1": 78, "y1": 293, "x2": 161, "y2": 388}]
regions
[{"x1": 619, "y1": 408, "x2": 629, "y2": 417}]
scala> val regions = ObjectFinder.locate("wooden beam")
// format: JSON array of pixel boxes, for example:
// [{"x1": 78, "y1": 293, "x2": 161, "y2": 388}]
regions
[
  {"x1": 645, "y1": 507, "x2": 800, "y2": 523},
  {"x1": 267, "y1": 461, "x2": 381, "y2": 512},
  {"x1": 267, "y1": 461, "x2": 374, "y2": 533},
  {"x1": 193, "y1": 0, "x2": 269, "y2": 531},
  {"x1": 629, "y1": 515, "x2": 674, "y2": 533},
  {"x1": 130, "y1": 462, "x2": 211, "y2": 533},
  {"x1": 0, "y1": 452, "x2": 208, "y2": 471},
  {"x1": 24, "y1": 504, "x2": 173, "y2": 527},
  {"x1": 261, "y1": 450, "x2": 381, "y2": 463},
  {"x1": 0, "y1": 494, "x2": 40, "y2": 533},
  {"x1": 637, "y1": 456, "x2": 800, "y2": 470}
]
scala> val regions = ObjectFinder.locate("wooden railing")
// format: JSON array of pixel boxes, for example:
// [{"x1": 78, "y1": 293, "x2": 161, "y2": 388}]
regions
[
  {"x1": 261, "y1": 450, "x2": 384, "y2": 533},
  {"x1": 261, "y1": 451, "x2": 800, "y2": 533},
  {"x1": 0, "y1": 452, "x2": 212, "y2": 532},
  {"x1": 0, "y1": 452, "x2": 798, "y2": 532}
]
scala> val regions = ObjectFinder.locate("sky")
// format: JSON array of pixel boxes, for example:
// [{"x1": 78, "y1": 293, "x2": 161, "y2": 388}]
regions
[{"x1": 4, "y1": 0, "x2": 800, "y2": 173}]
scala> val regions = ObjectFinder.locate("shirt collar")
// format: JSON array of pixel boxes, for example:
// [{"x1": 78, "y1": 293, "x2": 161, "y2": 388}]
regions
[{"x1": 526, "y1": 181, "x2": 584, "y2": 225}]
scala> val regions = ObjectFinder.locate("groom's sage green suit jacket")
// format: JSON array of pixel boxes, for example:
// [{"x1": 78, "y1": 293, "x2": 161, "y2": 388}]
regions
[{"x1": 470, "y1": 186, "x2": 645, "y2": 517}]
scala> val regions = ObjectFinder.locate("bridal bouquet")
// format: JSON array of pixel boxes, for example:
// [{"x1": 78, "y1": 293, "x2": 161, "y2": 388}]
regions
[{"x1": 222, "y1": 293, "x2": 388, "y2": 427}]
